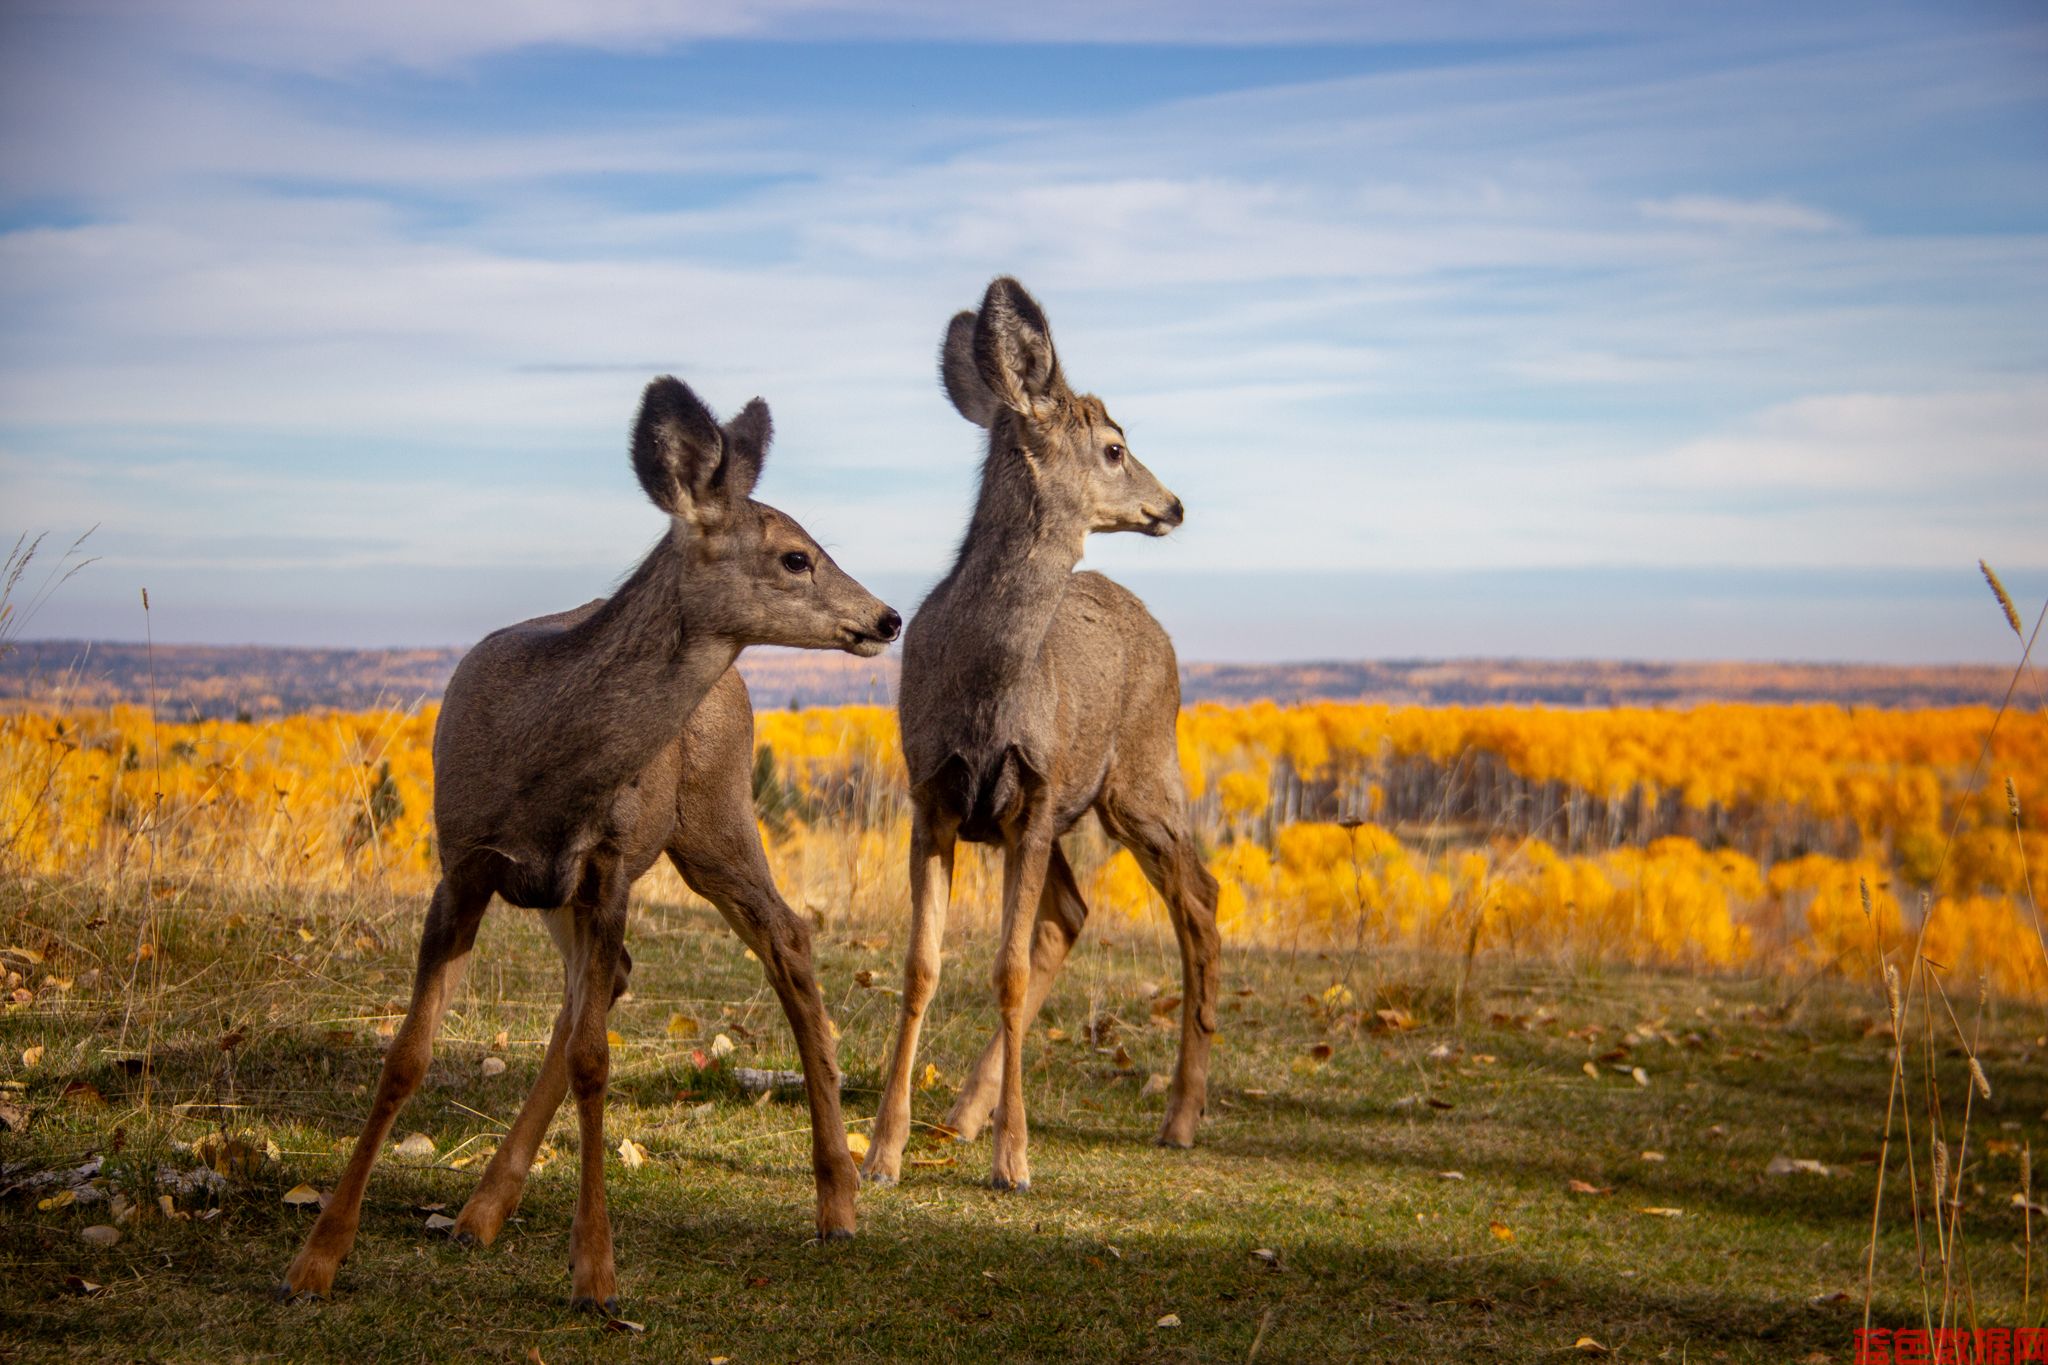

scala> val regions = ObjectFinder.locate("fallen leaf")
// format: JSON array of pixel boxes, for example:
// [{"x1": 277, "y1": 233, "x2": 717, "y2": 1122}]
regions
[
  {"x1": 711, "y1": 1033, "x2": 736, "y2": 1058},
  {"x1": 63, "y1": 1275, "x2": 104, "y2": 1297},
  {"x1": 22, "y1": 1044, "x2": 45, "y2": 1067},
  {"x1": 602, "y1": 1318, "x2": 646, "y2": 1334},
  {"x1": 2011, "y1": 1193, "x2": 2048, "y2": 1215},
  {"x1": 1581, "y1": 1061, "x2": 1600, "y2": 1079},
  {"x1": 908, "y1": 1154, "x2": 956, "y2": 1168},
  {"x1": 1140, "y1": 1073, "x2": 1171, "y2": 1097},
  {"x1": 78, "y1": 1224, "x2": 120, "y2": 1247},
  {"x1": 282, "y1": 1183, "x2": 323, "y2": 1207},
  {"x1": 1567, "y1": 1179, "x2": 1613, "y2": 1196},
  {"x1": 480, "y1": 1056, "x2": 507, "y2": 1078},
  {"x1": 918, "y1": 1062, "x2": 943, "y2": 1092},
  {"x1": 1638, "y1": 1206, "x2": 1684, "y2": 1217},
  {"x1": 667, "y1": 1013, "x2": 700, "y2": 1039},
  {"x1": 37, "y1": 1189, "x2": 76, "y2": 1212},
  {"x1": 1307, "y1": 1042, "x2": 1334, "y2": 1062},
  {"x1": 1156, "y1": 1314, "x2": 1182, "y2": 1329},
  {"x1": 1248, "y1": 1247, "x2": 1284, "y2": 1270},
  {"x1": 1765, "y1": 1156, "x2": 1830, "y2": 1177},
  {"x1": 1631, "y1": 1067, "x2": 1649, "y2": 1087},
  {"x1": 1436, "y1": 1170, "x2": 1466, "y2": 1180},
  {"x1": 845, "y1": 1132, "x2": 871, "y2": 1159},
  {"x1": 1639, "y1": 1151, "x2": 1666, "y2": 1163},
  {"x1": 606, "y1": 1030, "x2": 624, "y2": 1048},
  {"x1": 1426, "y1": 1096, "x2": 1455, "y2": 1110},
  {"x1": 1373, "y1": 1008, "x2": 1417, "y2": 1031},
  {"x1": 424, "y1": 1213, "x2": 457, "y2": 1232},
  {"x1": 492, "y1": 1030, "x2": 509, "y2": 1049},
  {"x1": 1573, "y1": 1337, "x2": 1611, "y2": 1355},
  {"x1": 1111, "y1": 1044, "x2": 1134, "y2": 1069},
  {"x1": 1490, "y1": 1220, "x2": 1516, "y2": 1242},
  {"x1": 63, "y1": 1080, "x2": 105, "y2": 1107},
  {"x1": 218, "y1": 1028, "x2": 247, "y2": 1051},
  {"x1": 617, "y1": 1137, "x2": 649, "y2": 1170},
  {"x1": 1045, "y1": 1027, "x2": 1068, "y2": 1042},
  {"x1": 1703, "y1": 1123, "x2": 1728, "y2": 1140},
  {"x1": 0, "y1": 1100, "x2": 24, "y2": 1132},
  {"x1": 393, "y1": 1132, "x2": 435, "y2": 1160}
]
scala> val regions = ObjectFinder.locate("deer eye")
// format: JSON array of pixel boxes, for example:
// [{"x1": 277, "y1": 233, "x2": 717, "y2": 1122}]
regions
[
  {"x1": 1104, "y1": 444, "x2": 1126, "y2": 464},
  {"x1": 780, "y1": 551, "x2": 812, "y2": 574}
]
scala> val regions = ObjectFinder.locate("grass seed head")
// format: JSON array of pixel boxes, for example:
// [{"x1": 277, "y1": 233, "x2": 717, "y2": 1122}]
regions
[
  {"x1": 1969, "y1": 1055, "x2": 1991, "y2": 1099},
  {"x1": 1980, "y1": 559, "x2": 2023, "y2": 638}
]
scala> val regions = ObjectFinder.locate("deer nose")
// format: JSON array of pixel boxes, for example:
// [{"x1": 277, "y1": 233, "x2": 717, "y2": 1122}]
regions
[
  {"x1": 1164, "y1": 498, "x2": 1184, "y2": 526},
  {"x1": 875, "y1": 608, "x2": 902, "y2": 642}
]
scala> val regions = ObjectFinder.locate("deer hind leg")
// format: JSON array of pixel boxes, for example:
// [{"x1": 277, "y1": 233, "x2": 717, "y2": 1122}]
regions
[
  {"x1": 668, "y1": 844, "x2": 858, "y2": 1241},
  {"x1": 559, "y1": 874, "x2": 630, "y2": 1313},
  {"x1": 947, "y1": 843, "x2": 1087, "y2": 1141},
  {"x1": 450, "y1": 907, "x2": 583, "y2": 1249},
  {"x1": 1101, "y1": 799, "x2": 1222, "y2": 1150},
  {"x1": 864, "y1": 806, "x2": 956, "y2": 1186},
  {"x1": 989, "y1": 804, "x2": 1055, "y2": 1192},
  {"x1": 281, "y1": 873, "x2": 489, "y2": 1298}
]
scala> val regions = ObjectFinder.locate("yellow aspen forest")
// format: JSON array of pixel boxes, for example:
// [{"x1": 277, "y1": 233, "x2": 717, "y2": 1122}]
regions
[{"x1": 5, "y1": 698, "x2": 2042, "y2": 999}]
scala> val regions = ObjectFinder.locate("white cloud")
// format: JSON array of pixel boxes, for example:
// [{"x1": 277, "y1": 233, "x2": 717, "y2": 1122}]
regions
[{"x1": 1638, "y1": 194, "x2": 1847, "y2": 234}]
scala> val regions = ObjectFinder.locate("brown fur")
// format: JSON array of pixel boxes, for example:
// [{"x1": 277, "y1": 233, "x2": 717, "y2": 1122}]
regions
[
  {"x1": 864, "y1": 278, "x2": 1221, "y2": 1192},
  {"x1": 283, "y1": 377, "x2": 898, "y2": 1310}
]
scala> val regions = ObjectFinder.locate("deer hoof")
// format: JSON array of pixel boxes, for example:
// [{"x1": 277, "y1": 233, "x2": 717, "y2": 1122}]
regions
[
  {"x1": 989, "y1": 1176, "x2": 1030, "y2": 1194},
  {"x1": 449, "y1": 1227, "x2": 479, "y2": 1248},
  {"x1": 568, "y1": 1295, "x2": 620, "y2": 1316},
  {"x1": 861, "y1": 1168, "x2": 898, "y2": 1189},
  {"x1": 274, "y1": 1280, "x2": 324, "y2": 1303},
  {"x1": 819, "y1": 1227, "x2": 856, "y2": 1243}
]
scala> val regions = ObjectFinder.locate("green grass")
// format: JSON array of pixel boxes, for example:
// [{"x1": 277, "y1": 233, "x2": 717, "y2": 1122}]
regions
[{"x1": 2, "y1": 873, "x2": 2043, "y2": 1362}]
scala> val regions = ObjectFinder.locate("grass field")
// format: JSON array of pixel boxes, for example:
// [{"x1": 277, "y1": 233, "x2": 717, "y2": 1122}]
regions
[{"x1": 3, "y1": 872, "x2": 2044, "y2": 1363}]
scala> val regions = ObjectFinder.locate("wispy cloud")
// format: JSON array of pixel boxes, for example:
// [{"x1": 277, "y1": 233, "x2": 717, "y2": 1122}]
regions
[{"x1": 1638, "y1": 194, "x2": 1847, "y2": 234}]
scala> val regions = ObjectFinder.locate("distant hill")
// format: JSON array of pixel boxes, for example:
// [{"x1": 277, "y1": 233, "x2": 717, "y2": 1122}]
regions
[{"x1": 0, "y1": 640, "x2": 2022, "y2": 718}]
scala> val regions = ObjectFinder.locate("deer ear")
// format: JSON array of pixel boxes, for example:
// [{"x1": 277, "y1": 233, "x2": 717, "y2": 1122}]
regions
[
  {"x1": 717, "y1": 398, "x2": 771, "y2": 502},
  {"x1": 972, "y1": 276, "x2": 1063, "y2": 415},
  {"x1": 632, "y1": 376, "x2": 724, "y2": 520},
  {"x1": 940, "y1": 310, "x2": 999, "y2": 428}
]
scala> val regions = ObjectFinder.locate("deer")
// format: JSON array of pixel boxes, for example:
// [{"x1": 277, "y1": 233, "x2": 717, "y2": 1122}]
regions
[
  {"x1": 281, "y1": 376, "x2": 901, "y2": 1312},
  {"x1": 862, "y1": 277, "x2": 1222, "y2": 1193}
]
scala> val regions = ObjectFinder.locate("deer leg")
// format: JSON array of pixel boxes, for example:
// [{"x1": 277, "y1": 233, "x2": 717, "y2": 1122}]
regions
[
  {"x1": 865, "y1": 808, "x2": 955, "y2": 1186},
  {"x1": 990, "y1": 810, "x2": 1055, "y2": 1191},
  {"x1": 1114, "y1": 814, "x2": 1222, "y2": 1149},
  {"x1": 669, "y1": 847, "x2": 858, "y2": 1240},
  {"x1": 947, "y1": 844, "x2": 1088, "y2": 1141},
  {"x1": 281, "y1": 875, "x2": 488, "y2": 1298},
  {"x1": 564, "y1": 881, "x2": 628, "y2": 1313},
  {"x1": 451, "y1": 908, "x2": 579, "y2": 1248}
]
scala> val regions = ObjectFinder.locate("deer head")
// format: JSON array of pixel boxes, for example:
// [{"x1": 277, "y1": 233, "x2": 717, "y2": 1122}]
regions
[
  {"x1": 941, "y1": 277, "x2": 1183, "y2": 543},
  {"x1": 631, "y1": 377, "x2": 900, "y2": 656}
]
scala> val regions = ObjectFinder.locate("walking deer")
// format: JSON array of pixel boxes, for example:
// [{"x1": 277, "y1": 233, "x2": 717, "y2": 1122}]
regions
[
  {"x1": 282, "y1": 377, "x2": 900, "y2": 1311},
  {"x1": 864, "y1": 278, "x2": 1221, "y2": 1192}
]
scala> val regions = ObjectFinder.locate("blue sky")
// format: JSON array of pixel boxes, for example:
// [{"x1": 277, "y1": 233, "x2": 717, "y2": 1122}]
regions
[{"x1": 1, "y1": 1, "x2": 2044, "y2": 662}]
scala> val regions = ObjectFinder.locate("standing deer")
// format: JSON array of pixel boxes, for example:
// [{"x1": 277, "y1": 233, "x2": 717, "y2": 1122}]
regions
[
  {"x1": 863, "y1": 278, "x2": 1221, "y2": 1192},
  {"x1": 282, "y1": 377, "x2": 900, "y2": 1311}
]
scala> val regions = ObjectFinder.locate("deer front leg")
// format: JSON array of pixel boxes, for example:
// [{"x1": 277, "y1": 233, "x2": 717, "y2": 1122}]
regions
[
  {"x1": 452, "y1": 909, "x2": 583, "y2": 1248},
  {"x1": 990, "y1": 814, "x2": 1054, "y2": 1192},
  {"x1": 948, "y1": 844, "x2": 1087, "y2": 1141},
  {"x1": 676, "y1": 851, "x2": 858, "y2": 1239},
  {"x1": 865, "y1": 809, "x2": 955, "y2": 1186},
  {"x1": 282, "y1": 876, "x2": 487, "y2": 1298},
  {"x1": 451, "y1": 988, "x2": 572, "y2": 1247},
  {"x1": 564, "y1": 897, "x2": 627, "y2": 1313}
]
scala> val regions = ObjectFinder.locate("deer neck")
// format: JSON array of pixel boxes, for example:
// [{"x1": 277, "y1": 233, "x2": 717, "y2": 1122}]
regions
[
  {"x1": 935, "y1": 473, "x2": 1086, "y2": 686},
  {"x1": 551, "y1": 534, "x2": 739, "y2": 785}
]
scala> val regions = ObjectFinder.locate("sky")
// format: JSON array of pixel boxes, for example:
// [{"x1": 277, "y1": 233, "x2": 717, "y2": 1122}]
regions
[{"x1": 1, "y1": 1, "x2": 2044, "y2": 663}]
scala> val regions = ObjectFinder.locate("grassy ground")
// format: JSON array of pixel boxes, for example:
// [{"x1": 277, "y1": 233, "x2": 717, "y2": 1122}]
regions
[{"x1": 2, "y1": 870, "x2": 2043, "y2": 1363}]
